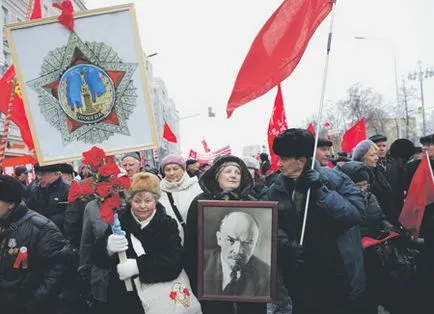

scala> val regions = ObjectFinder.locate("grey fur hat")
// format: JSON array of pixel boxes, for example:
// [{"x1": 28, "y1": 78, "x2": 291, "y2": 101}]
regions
[{"x1": 352, "y1": 139, "x2": 377, "y2": 162}]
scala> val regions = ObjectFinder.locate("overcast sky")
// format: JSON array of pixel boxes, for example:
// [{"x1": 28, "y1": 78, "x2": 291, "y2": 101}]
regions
[{"x1": 86, "y1": 0, "x2": 434, "y2": 156}]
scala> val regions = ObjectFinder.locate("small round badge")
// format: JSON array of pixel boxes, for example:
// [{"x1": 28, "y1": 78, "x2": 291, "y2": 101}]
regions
[{"x1": 19, "y1": 246, "x2": 28, "y2": 254}]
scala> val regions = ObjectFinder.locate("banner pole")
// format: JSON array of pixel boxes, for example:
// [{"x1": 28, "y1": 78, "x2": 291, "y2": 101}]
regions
[{"x1": 300, "y1": 2, "x2": 336, "y2": 246}]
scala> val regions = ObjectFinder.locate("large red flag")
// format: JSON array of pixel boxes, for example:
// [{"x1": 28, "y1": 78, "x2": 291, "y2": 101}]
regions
[
  {"x1": 268, "y1": 84, "x2": 288, "y2": 171},
  {"x1": 341, "y1": 118, "x2": 366, "y2": 153},
  {"x1": 201, "y1": 138, "x2": 211, "y2": 152},
  {"x1": 163, "y1": 122, "x2": 177, "y2": 143},
  {"x1": 399, "y1": 154, "x2": 434, "y2": 237},
  {"x1": 226, "y1": 0, "x2": 334, "y2": 118}
]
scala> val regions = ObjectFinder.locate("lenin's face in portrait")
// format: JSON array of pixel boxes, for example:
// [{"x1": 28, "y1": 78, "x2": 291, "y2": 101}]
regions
[{"x1": 216, "y1": 212, "x2": 259, "y2": 271}]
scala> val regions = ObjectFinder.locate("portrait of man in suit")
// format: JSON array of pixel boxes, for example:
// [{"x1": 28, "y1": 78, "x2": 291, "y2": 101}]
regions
[{"x1": 203, "y1": 211, "x2": 271, "y2": 297}]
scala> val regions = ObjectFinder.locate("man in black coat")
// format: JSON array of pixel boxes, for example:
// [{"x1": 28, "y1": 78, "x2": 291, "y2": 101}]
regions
[
  {"x1": 0, "y1": 175, "x2": 71, "y2": 314},
  {"x1": 26, "y1": 164, "x2": 70, "y2": 232},
  {"x1": 265, "y1": 128, "x2": 366, "y2": 314},
  {"x1": 203, "y1": 211, "x2": 270, "y2": 297}
]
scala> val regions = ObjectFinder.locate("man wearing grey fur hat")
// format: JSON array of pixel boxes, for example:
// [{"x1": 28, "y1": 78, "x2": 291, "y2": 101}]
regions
[{"x1": 265, "y1": 128, "x2": 366, "y2": 314}]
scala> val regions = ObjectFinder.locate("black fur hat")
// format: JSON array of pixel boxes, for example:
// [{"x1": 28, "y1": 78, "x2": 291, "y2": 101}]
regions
[
  {"x1": 420, "y1": 134, "x2": 434, "y2": 145},
  {"x1": 389, "y1": 139, "x2": 415, "y2": 159},
  {"x1": 317, "y1": 137, "x2": 332, "y2": 147},
  {"x1": 272, "y1": 128, "x2": 314, "y2": 158},
  {"x1": 34, "y1": 163, "x2": 61, "y2": 173},
  {"x1": 369, "y1": 134, "x2": 387, "y2": 143},
  {"x1": 0, "y1": 175, "x2": 23, "y2": 203}
]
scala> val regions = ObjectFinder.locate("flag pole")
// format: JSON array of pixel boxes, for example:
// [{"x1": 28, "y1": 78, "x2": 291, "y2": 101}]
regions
[
  {"x1": 426, "y1": 151, "x2": 434, "y2": 184},
  {"x1": 300, "y1": 2, "x2": 336, "y2": 246}
]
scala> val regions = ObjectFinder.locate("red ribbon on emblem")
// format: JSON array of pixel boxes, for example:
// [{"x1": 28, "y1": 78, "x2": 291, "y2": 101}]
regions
[{"x1": 13, "y1": 246, "x2": 28, "y2": 269}]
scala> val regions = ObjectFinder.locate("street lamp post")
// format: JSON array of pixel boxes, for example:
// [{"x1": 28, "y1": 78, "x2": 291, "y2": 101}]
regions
[{"x1": 408, "y1": 61, "x2": 434, "y2": 135}]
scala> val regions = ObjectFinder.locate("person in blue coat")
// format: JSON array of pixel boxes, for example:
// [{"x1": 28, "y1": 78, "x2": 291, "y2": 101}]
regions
[{"x1": 265, "y1": 128, "x2": 367, "y2": 314}]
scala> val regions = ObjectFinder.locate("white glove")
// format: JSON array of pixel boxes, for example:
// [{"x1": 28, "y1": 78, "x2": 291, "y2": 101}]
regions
[
  {"x1": 107, "y1": 234, "x2": 128, "y2": 256},
  {"x1": 117, "y1": 258, "x2": 139, "y2": 280}
]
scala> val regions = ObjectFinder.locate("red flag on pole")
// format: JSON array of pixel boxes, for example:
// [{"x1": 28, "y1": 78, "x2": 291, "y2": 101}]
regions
[
  {"x1": 226, "y1": 0, "x2": 334, "y2": 118},
  {"x1": 201, "y1": 138, "x2": 211, "y2": 152},
  {"x1": 341, "y1": 118, "x2": 366, "y2": 153},
  {"x1": 30, "y1": 0, "x2": 42, "y2": 19},
  {"x1": 307, "y1": 122, "x2": 316, "y2": 136},
  {"x1": 0, "y1": 67, "x2": 35, "y2": 151},
  {"x1": 399, "y1": 154, "x2": 434, "y2": 237},
  {"x1": 52, "y1": 0, "x2": 74, "y2": 32},
  {"x1": 268, "y1": 84, "x2": 288, "y2": 171},
  {"x1": 163, "y1": 122, "x2": 177, "y2": 143}
]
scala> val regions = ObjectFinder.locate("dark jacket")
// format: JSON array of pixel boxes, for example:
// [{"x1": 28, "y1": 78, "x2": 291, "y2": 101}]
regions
[
  {"x1": 92, "y1": 203, "x2": 183, "y2": 314},
  {"x1": 26, "y1": 177, "x2": 70, "y2": 232},
  {"x1": 0, "y1": 202, "x2": 71, "y2": 314},
  {"x1": 184, "y1": 155, "x2": 265, "y2": 314},
  {"x1": 203, "y1": 248, "x2": 270, "y2": 297},
  {"x1": 370, "y1": 166, "x2": 393, "y2": 224},
  {"x1": 265, "y1": 162, "x2": 366, "y2": 309}
]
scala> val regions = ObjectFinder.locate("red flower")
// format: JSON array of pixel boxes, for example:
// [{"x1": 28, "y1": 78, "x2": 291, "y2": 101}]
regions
[
  {"x1": 112, "y1": 176, "x2": 131, "y2": 189},
  {"x1": 169, "y1": 291, "x2": 177, "y2": 300},
  {"x1": 100, "y1": 200, "x2": 115, "y2": 224},
  {"x1": 80, "y1": 178, "x2": 96, "y2": 195},
  {"x1": 96, "y1": 182, "x2": 114, "y2": 198},
  {"x1": 98, "y1": 162, "x2": 120, "y2": 177},
  {"x1": 100, "y1": 194, "x2": 122, "y2": 223},
  {"x1": 182, "y1": 288, "x2": 190, "y2": 296},
  {"x1": 82, "y1": 146, "x2": 106, "y2": 168},
  {"x1": 68, "y1": 181, "x2": 82, "y2": 202}
]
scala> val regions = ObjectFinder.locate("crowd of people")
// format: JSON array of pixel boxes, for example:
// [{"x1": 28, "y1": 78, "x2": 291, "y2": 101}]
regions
[{"x1": 0, "y1": 128, "x2": 433, "y2": 314}]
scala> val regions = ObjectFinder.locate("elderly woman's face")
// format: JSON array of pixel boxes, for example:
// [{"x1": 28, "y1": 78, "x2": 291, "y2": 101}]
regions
[
  {"x1": 363, "y1": 150, "x2": 379, "y2": 168},
  {"x1": 164, "y1": 164, "x2": 184, "y2": 182},
  {"x1": 218, "y1": 165, "x2": 241, "y2": 192},
  {"x1": 131, "y1": 191, "x2": 157, "y2": 221}
]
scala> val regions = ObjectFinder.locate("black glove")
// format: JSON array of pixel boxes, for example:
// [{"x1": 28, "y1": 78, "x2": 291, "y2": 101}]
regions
[
  {"x1": 290, "y1": 241, "x2": 305, "y2": 265},
  {"x1": 298, "y1": 169, "x2": 323, "y2": 190}
]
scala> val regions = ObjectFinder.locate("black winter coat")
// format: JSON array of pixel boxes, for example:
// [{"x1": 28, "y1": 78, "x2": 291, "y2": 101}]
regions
[
  {"x1": 265, "y1": 163, "x2": 366, "y2": 311},
  {"x1": 92, "y1": 203, "x2": 183, "y2": 314},
  {"x1": 0, "y1": 202, "x2": 71, "y2": 314},
  {"x1": 26, "y1": 177, "x2": 70, "y2": 232},
  {"x1": 184, "y1": 155, "x2": 266, "y2": 314}
]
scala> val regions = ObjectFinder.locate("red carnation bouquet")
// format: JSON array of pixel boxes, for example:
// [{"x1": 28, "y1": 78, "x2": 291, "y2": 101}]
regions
[{"x1": 67, "y1": 146, "x2": 131, "y2": 224}]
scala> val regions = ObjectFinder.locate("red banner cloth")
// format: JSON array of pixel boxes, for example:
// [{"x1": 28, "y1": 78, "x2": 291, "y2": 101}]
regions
[
  {"x1": 267, "y1": 84, "x2": 288, "y2": 171},
  {"x1": 0, "y1": 67, "x2": 35, "y2": 151},
  {"x1": 399, "y1": 154, "x2": 434, "y2": 237},
  {"x1": 226, "y1": 0, "x2": 334, "y2": 118},
  {"x1": 163, "y1": 122, "x2": 177, "y2": 143},
  {"x1": 361, "y1": 232, "x2": 399, "y2": 249},
  {"x1": 30, "y1": 0, "x2": 42, "y2": 19},
  {"x1": 341, "y1": 118, "x2": 366, "y2": 153}
]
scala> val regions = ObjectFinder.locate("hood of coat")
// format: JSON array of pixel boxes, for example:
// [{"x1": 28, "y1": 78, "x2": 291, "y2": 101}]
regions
[
  {"x1": 199, "y1": 155, "x2": 253, "y2": 199},
  {"x1": 160, "y1": 172, "x2": 199, "y2": 192},
  {"x1": 337, "y1": 161, "x2": 372, "y2": 184}
]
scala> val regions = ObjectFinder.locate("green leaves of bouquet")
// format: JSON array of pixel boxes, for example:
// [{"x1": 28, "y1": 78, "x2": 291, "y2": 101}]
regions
[{"x1": 67, "y1": 146, "x2": 131, "y2": 223}]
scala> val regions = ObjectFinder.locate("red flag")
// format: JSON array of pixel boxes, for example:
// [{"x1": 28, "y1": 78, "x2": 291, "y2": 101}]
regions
[
  {"x1": 361, "y1": 232, "x2": 399, "y2": 249},
  {"x1": 188, "y1": 149, "x2": 198, "y2": 160},
  {"x1": 201, "y1": 138, "x2": 211, "y2": 152},
  {"x1": 52, "y1": 0, "x2": 74, "y2": 32},
  {"x1": 268, "y1": 84, "x2": 288, "y2": 171},
  {"x1": 30, "y1": 0, "x2": 42, "y2": 19},
  {"x1": 163, "y1": 122, "x2": 177, "y2": 143},
  {"x1": 0, "y1": 67, "x2": 35, "y2": 151},
  {"x1": 341, "y1": 118, "x2": 366, "y2": 153},
  {"x1": 399, "y1": 154, "x2": 434, "y2": 237},
  {"x1": 307, "y1": 122, "x2": 316, "y2": 136},
  {"x1": 226, "y1": 0, "x2": 334, "y2": 118}
]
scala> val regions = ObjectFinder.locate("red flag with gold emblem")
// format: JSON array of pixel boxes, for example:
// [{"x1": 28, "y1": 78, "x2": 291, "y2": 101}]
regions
[{"x1": 0, "y1": 67, "x2": 35, "y2": 151}]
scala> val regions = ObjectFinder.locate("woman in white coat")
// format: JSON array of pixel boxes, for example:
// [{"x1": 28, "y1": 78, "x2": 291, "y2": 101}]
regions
[{"x1": 159, "y1": 154, "x2": 203, "y2": 243}]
